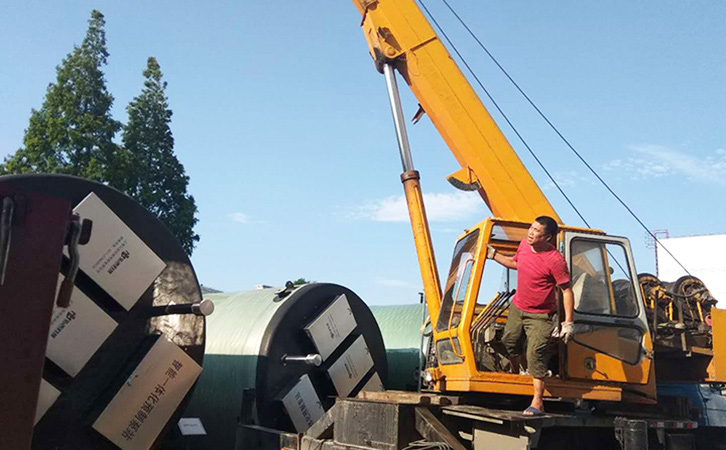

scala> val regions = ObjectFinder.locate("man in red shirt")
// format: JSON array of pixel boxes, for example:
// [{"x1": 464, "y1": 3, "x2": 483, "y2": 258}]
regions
[{"x1": 488, "y1": 216, "x2": 574, "y2": 416}]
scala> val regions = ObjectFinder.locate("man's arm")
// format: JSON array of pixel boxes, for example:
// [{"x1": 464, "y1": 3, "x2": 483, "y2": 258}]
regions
[
  {"x1": 486, "y1": 245, "x2": 517, "y2": 270},
  {"x1": 559, "y1": 282, "x2": 574, "y2": 323},
  {"x1": 559, "y1": 282, "x2": 575, "y2": 343}
]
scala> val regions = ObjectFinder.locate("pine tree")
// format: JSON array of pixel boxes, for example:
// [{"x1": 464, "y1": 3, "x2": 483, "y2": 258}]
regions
[
  {"x1": 120, "y1": 57, "x2": 199, "y2": 255},
  {"x1": 0, "y1": 10, "x2": 121, "y2": 180}
]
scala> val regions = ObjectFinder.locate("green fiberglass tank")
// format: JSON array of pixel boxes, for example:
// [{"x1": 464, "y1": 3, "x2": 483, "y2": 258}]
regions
[{"x1": 370, "y1": 303, "x2": 427, "y2": 391}]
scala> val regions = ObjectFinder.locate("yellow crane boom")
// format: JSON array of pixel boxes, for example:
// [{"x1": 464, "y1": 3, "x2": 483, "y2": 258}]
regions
[
  {"x1": 349, "y1": 0, "x2": 693, "y2": 404},
  {"x1": 351, "y1": 0, "x2": 560, "y2": 223}
]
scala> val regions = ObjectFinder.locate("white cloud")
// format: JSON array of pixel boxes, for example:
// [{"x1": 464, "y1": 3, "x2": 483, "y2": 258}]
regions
[
  {"x1": 352, "y1": 191, "x2": 484, "y2": 223},
  {"x1": 375, "y1": 277, "x2": 420, "y2": 289},
  {"x1": 604, "y1": 145, "x2": 726, "y2": 185},
  {"x1": 229, "y1": 212, "x2": 251, "y2": 224},
  {"x1": 604, "y1": 156, "x2": 673, "y2": 178},
  {"x1": 542, "y1": 170, "x2": 594, "y2": 190}
]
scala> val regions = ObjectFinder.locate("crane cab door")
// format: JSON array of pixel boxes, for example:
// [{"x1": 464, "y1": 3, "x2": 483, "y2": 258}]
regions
[{"x1": 562, "y1": 232, "x2": 653, "y2": 384}]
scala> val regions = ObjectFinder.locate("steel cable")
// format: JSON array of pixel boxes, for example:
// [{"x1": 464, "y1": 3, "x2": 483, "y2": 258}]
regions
[{"x1": 417, "y1": 0, "x2": 691, "y2": 275}]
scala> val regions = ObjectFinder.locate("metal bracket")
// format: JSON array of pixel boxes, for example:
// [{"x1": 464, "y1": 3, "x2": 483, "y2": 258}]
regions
[
  {"x1": 56, "y1": 214, "x2": 93, "y2": 308},
  {"x1": 415, "y1": 407, "x2": 467, "y2": 450},
  {"x1": 274, "y1": 280, "x2": 296, "y2": 302},
  {"x1": 412, "y1": 104, "x2": 427, "y2": 124}
]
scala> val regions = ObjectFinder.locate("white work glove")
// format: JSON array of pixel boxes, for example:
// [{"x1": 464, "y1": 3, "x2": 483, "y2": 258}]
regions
[
  {"x1": 486, "y1": 244, "x2": 497, "y2": 259},
  {"x1": 560, "y1": 321, "x2": 575, "y2": 344}
]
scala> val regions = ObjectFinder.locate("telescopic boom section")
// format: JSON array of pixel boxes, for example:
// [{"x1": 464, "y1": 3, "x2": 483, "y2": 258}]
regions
[
  {"x1": 351, "y1": 0, "x2": 560, "y2": 223},
  {"x1": 382, "y1": 62, "x2": 443, "y2": 326}
]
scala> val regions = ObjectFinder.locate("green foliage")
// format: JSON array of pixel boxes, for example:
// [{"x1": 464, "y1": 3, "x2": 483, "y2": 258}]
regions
[
  {"x1": 292, "y1": 278, "x2": 314, "y2": 286},
  {"x1": 120, "y1": 57, "x2": 199, "y2": 255},
  {"x1": 0, "y1": 10, "x2": 121, "y2": 180},
  {"x1": 1, "y1": 10, "x2": 199, "y2": 256}
]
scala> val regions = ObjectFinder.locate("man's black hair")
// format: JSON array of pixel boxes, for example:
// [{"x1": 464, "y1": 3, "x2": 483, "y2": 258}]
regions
[{"x1": 535, "y1": 215, "x2": 559, "y2": 237}]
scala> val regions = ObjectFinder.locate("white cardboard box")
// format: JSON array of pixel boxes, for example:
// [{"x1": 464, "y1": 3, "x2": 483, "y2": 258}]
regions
[
  {"x1": 35, "y1": 379, "x2": 61, "y2": 425},
  {"x1": 92, "y1": 338, "x2": 202, "y2": 450},
  {"x1": 46, "y1": 276, "x2": 118, "y2": 377},
  {"x1": 72, "y1": 193, "x2": 166, "y2": 310},
  {"x1": 327, "y1": 335, "x2": 374, "y2": 397},
  {"x1": 360, "y1": 372, "x2": 384, "y2": 392},
  {"x1": 177, "y1": 418, "x2": 206, "y2": 436},
  {"x1": 304, "y1": 294, "x2": 357, "y2": 361},
  {"x1": 281, "y1": 374, "x2": 325, "y2": 433}
]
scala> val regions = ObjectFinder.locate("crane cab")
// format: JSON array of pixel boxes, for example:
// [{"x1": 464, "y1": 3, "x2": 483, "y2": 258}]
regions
[{"x1": 427, "y1": 218, "x2": 656, "y2": 402}]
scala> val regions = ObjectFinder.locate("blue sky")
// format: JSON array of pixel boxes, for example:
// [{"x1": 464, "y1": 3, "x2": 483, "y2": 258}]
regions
[{"x1": 1, "y1": 1, "x2": 724, "y2": 305}]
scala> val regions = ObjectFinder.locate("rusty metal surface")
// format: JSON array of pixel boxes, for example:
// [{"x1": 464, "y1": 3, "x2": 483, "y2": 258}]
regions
[
  {"x1": 441, "y1": 404, "x2": 614, "y2": 428},
  {"x1": 334, "y1": 398, "x2": 417, "y2": 450},
  {"x1": 0, "y1": 187, "x2": 70, "y2": 450},
  {"x1": 414, "y1": 407, "x2": 467, "y2": 450}
]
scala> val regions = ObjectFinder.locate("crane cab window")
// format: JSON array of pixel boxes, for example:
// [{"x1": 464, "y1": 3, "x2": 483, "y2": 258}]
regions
[
  {"x1": 489, "y1": 224, "x2": 528, "y2": 243},
  {"x1": 569, "y1": 239, "x2": 643, "y2": 363},
  {"x1": 570, "y1": 239, "x2": 638, "y2": 318},
  {"x1": 477, "y1": 224, "x2": 526, "y2": 305},
  {"x1": 437, "y1": 229, "x2": 479, "y2": 332}
]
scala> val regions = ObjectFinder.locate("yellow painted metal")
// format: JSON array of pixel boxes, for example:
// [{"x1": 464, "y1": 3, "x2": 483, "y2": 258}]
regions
[
  {"x1": 566, "y1": 332, "x2": 653, "y2": 385},
  {"x1": 426, "y1": 218, "x2": 650, "y2": 401},
  {"x1": 456, "y1": 220, "x2": 495, "y2": 375},
  {"x1": 446, "y1": 167, "x2": 479, "y2": 190},
  {"x1": 401, "y1": 170, "x2": 443, "y2": 325},
  {"x1": 429, "y1": 219, "x2": 492, "y2": 377},
  {"x1": 434, "y1": 372, "x2": 657, "y2": 404},
  {"x1": 564, "y1": 233, "x2": 654, "y2": 389},
  {"x1": 707, "y1": 308, "x2": 726, "y2": 382},
  {"x1": 351, "y1": 0, "x2": 560, "y2": 223},
  {"x1": 350, "y1": 0, "x2": 665, "y2": 403}
]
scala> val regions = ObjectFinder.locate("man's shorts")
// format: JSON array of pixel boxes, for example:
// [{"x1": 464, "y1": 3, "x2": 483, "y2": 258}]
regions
[{"x1": 501, "y1": 303, "x2": 556, "y2": 379}]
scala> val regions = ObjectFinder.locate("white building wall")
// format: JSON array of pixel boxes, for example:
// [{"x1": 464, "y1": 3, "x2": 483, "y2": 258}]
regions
[{"x1": 656, "y1": 234, "x2": 726, "y2": 302}]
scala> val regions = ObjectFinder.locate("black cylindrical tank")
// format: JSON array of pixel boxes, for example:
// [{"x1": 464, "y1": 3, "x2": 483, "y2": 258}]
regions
[
  {"x1": 181, "y1": 283, "x2": 387, "y2": 450},
  {"x1": 0, "y1": 174, "x2": 206, "y2": 450}
]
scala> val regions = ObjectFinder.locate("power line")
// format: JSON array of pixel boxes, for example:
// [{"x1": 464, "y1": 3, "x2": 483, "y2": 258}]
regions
[
  {"x1": 420, "y1": 0, "x2": 691, "y2": 275},
  {"x1": 416, "y1": 0, "x2": 590, "y2": 229}
]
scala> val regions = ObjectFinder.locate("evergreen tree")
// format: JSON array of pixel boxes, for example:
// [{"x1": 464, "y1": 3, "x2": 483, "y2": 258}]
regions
[
  {"x1": 1, "y1": 10, "x2": 121, "y2": 180},
  {"x1": 120, "y1": 57, "x2": 199, "y2": 255}
]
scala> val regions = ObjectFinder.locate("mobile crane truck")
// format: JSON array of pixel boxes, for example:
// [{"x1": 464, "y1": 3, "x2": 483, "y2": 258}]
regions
[{"x1": 235, "y1": 1, "x2": 726, "y2": 449}]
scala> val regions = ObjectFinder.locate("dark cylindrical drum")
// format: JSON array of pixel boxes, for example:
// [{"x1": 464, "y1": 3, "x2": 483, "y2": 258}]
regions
[
  {"x1": 0, "y1": 174, "x2": 206, "y2": 450},
  {"x1": 181, "y1": 284, "x2": 387, "y2": 450}
]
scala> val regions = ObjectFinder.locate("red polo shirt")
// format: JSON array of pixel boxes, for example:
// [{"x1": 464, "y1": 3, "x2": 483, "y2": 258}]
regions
[{"x1": 512, "y1": 239, "x2": 570, "y2": 314}]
